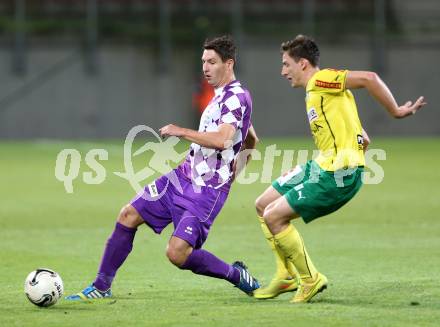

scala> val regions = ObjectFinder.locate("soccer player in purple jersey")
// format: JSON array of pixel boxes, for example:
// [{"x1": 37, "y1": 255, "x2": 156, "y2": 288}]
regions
[{"x1": 66, "y1": 35, "x2": 260, "y2": 300}]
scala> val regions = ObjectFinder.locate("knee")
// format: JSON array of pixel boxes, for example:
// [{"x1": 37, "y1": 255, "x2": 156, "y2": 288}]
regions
[
  {"x1": 166, "y1": 245, "x2": 189, "y2": 268},
  {"x1": 255, "y1": 196, "x2": 266, "y2": 217},
  {"x1": 262, "y1": 206, "x2": 278, "y2": 230},
  {"x1": 117, "y1": 204, "x2": 142, "y2": 228}
]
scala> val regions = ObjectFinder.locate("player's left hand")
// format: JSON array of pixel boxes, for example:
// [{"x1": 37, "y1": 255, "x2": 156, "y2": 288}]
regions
[
  {"x1": 159, "y1": 124, "x2": 185, "y2": 138},
  {"x1": 396, "y1": 96, "x2": 427, "y2": 118}
]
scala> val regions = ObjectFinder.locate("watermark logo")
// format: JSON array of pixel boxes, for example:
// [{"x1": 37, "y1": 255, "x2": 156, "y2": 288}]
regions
[
  {"x1": 54, "y1": 125, "x2": 187, "y2": 196},
  {"x1": 55, "y1": 125, "x2": 386, "y2": 197},
  {"x1": 54, "y1": 148, "x2": 107, "y2": 193},
  {"x1": 113, "y1": 125, "x2": 186, "y2": 198}
]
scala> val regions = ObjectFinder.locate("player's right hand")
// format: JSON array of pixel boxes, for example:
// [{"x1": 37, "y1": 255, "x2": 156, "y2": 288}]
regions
[{"x1": 159, "y1": 124, "x2": 185, "y2": 138}]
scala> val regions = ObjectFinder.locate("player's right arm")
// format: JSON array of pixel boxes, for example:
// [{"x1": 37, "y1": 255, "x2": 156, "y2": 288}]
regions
[
  {"x1": 159, "y1": 123, "x2": 235, "y2": 150},
  {"x1": 345, "y1": 71, "x2": 427, "y2": 118}
]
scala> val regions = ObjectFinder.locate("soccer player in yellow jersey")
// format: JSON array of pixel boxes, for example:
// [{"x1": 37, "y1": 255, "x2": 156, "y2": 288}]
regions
[{"x1": 253, "y1": 35, "x2": 426, "y2": 303}]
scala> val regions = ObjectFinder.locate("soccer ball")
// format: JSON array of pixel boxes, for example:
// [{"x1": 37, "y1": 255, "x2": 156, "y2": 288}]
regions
[{"x1": 24, "y1": 268, "x2": 64, "y2": 307}]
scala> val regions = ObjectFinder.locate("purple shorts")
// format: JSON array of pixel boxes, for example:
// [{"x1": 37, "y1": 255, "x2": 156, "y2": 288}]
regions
[{"x1": 130, "y1": 169, "x2": 228, "y2": 249}]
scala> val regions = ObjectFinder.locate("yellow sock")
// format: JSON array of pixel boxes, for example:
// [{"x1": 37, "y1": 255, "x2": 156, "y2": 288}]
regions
[
  {"x1": 273, "y1": 223, "x2": 318, "y2": 282},
  {"x1": 258, "y1": 216, "x2": 296, "y2": 279}
]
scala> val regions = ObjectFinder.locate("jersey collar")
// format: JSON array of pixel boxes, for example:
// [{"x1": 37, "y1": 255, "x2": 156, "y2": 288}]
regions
[{"x1": 214, "y1": 80, "x2": 240, "y2": 96}]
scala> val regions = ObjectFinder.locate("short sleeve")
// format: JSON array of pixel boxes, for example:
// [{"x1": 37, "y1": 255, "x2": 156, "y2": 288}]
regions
[
  {"x1": 308, "y1": 69, "x2": 348, "y2": 93},
  {"x1": 219, "y1": 93, "x2": 243, "y2": 129}
]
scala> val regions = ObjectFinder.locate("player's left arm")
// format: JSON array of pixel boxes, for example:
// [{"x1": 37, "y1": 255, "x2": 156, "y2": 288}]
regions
[
  {"x1": 345, "y1": 71, "x2": 427, "y2": 118},
  {"x1": 159, "y1": 123, "x2": 236, "y2": 150},
  {"x1": 232, "y1": 124, "x2": 259, "y2": 180},
  {"x1": 242, "y1": 124, "x2": 259, "y2": 152}
]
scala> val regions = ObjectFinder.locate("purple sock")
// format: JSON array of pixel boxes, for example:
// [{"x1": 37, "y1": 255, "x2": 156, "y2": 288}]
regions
[
  {"x1": 93, "y1": 222, "x2": 137, "y2": 291},
  {"x1": 180, "y1": 249, "x2": 240, "y2": 285}
]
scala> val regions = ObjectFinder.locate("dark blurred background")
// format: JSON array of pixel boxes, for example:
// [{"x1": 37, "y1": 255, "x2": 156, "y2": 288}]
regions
[{"x1": 0, "y1": 0, "x2": 439, "y2": 139}]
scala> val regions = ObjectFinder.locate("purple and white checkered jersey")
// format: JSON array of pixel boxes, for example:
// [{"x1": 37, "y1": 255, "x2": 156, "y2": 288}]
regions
[{"x1": 178, "y1": 80, "x2": 252, "y2": 191}]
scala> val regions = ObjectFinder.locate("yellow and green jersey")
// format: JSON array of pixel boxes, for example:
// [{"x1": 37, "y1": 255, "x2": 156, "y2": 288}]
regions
[{"x1": 305, "y1": 68, "x2": 365, "y2": 171}]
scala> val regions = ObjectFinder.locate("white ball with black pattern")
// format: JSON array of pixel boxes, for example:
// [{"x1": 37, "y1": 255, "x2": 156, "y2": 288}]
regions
[{"x1": 24, "y1": 268, "x2": 64, "y2": 307}]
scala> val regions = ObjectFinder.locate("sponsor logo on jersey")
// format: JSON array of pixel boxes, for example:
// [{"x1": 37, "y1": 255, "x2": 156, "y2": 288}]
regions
[
  {"x1": 308, "y1": 107, "x2": 318, "y2": 123},
  {"x1": 315, "y1": 80, "x2": 341, "y2": 89},
  {"x1": 311, "y1": 123, "x2": 323, "y2": 134},
  {"x1": 357, "y1": 134, "x2": 364, "y2": 150}
]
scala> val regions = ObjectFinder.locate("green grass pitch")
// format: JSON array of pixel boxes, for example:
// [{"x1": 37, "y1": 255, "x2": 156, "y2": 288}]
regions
[{"x1": 1, "y1": 138, "x2": 439, "y2": 327}]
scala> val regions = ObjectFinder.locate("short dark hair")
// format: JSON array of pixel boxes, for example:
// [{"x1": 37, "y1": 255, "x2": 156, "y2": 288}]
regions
[
  {"x1": 203, "y1": 35, "x2": 237, "y2": 63},
  {"x1": 281, "y1": 35, "x2": 320, "y2": 67}
]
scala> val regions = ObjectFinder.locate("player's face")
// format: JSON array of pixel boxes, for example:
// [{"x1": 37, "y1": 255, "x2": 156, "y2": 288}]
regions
[
  {"x1": 202, "y1": 49, "x2": 232, "y2": 88},
  {"x1": 281, "y1": 52, "x2": 304, "y2": 88}
]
